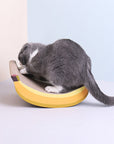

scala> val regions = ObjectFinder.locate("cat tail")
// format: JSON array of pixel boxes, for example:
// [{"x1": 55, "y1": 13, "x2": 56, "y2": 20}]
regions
[{"x1": 84, "y1": 63, "x2": 114, "y2": 105}]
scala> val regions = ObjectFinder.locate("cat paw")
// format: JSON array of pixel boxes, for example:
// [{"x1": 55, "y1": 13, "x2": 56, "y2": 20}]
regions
[
  {"x1": 45, "y1": 86, "x2": 63, "y2": 93},
  {"x1": 20, "y1": 68, "x2": 28, "y2": 74}
]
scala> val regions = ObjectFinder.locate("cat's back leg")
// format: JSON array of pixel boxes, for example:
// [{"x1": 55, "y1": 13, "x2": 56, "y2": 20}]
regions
[{"x1": 45, "y1": 85, "x2": 64, "y2": 93}]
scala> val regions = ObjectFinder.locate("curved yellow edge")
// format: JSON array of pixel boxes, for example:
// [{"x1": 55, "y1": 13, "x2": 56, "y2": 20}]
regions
[{"x1": 13, "y1": 80, "x2": 88, "y2": 108}]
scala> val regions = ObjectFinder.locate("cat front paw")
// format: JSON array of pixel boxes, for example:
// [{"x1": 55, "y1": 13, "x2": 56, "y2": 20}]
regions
[{"x1": 20, "y1": 68, "x2": 28, "y2": 74}]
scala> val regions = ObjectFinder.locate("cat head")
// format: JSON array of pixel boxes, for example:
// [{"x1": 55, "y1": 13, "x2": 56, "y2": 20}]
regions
[
  {"x1": 18, "y1": 43, "x2": 31, "y2": 65},
  {"x1": 18, "y1": 43, "x2": 45, "y2": 65}
]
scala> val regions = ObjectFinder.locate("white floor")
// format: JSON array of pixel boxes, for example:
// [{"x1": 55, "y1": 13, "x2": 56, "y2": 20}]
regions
[{"x1": 0, "y1": 79, "x2": 114, "y2": 144}]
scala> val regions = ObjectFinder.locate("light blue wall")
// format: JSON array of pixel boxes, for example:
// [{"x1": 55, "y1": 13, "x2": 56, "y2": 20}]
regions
[{"x1": 28, "y1": 0, "x2": 114, "y2": 82}]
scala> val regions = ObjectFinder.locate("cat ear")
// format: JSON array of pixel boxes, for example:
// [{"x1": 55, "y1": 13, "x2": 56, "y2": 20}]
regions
[
  {"x1": 22, "y1": 43, "x2": 32, "y2": 51},
  {"x1": 18, "y1": 43, "x2": 32, "y2": 65}
]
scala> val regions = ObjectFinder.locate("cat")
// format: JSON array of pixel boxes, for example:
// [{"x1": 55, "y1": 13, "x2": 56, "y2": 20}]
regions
[{"x1": 18, "y1": 39, "x2": 114, "y2": 105}]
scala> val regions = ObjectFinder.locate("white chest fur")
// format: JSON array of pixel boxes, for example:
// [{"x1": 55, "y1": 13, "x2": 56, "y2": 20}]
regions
[{"x1": 29, "y1": 49, "x2": 38, "y2": 63}]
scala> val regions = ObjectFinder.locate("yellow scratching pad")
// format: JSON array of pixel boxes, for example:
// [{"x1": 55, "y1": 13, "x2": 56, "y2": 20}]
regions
[{"x1": 9, "y1": 61, "x2": 88, "y2": 108}]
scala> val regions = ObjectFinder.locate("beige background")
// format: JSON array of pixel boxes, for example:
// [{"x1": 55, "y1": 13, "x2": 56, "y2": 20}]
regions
[{"x1": 0, "y1": 0, "x2": 27, "y2": 81}]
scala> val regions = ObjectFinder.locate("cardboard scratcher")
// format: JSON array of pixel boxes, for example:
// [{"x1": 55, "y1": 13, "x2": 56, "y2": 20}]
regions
[{"x1": 9, "y1": 60, "x2": 88, "y2": 108}]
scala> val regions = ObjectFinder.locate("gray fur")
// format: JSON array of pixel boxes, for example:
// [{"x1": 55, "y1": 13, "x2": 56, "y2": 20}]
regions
[{"x1": 18, "y1": 39, "x2": 114, "y2": 105}]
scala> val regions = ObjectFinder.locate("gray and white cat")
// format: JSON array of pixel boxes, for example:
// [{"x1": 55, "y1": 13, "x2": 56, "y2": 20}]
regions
[{"x1": 18, "y1": 39, "x2": 114, "y2": 105}]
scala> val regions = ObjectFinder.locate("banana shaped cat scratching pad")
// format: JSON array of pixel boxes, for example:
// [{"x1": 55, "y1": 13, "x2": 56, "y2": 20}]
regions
[{"x1": 9, "y1": 60, "x2": 88, "y2": 108}]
